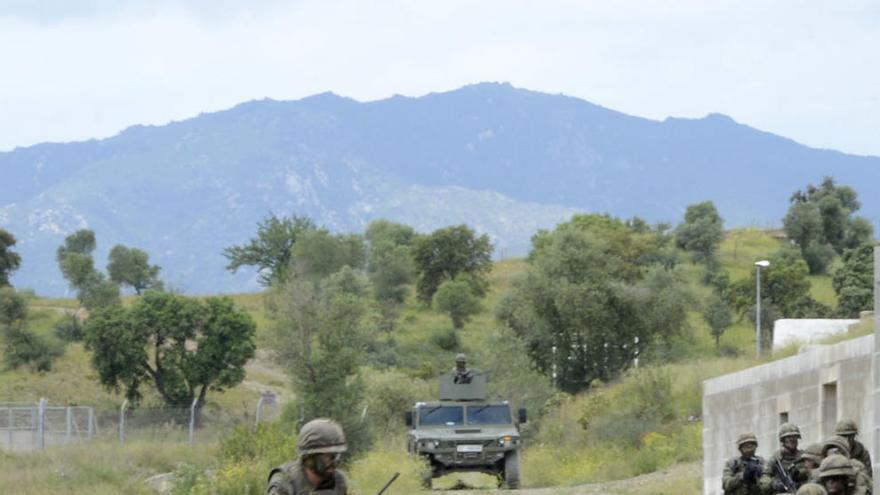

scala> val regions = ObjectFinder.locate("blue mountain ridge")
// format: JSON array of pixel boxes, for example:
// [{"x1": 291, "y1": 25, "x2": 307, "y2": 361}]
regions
[{"x1": 2, "y1": 82, "x2": 878, "y2": 296}]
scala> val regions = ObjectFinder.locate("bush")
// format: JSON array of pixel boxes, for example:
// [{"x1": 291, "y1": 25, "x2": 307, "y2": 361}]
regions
[
  {"x1": 175, "y1": 422, "x2": 298, "y2": 495},
  {"x1": 3, "y1": 326, "x2": 64, "y2": 371},
  {"x1": 54, "y1": 315, "x2": 84, "y2": 342},
  {"x1": 429, "y1": 326, "x2": 459, "y2": 351},
  {"x1": 362, "y1": 368, "x2": 431, "y2": 438}
]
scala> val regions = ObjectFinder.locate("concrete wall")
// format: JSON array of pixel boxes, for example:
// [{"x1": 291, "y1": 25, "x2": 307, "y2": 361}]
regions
[{"x1": 703, "y1": 335, "x2": 874, "y2": 494}]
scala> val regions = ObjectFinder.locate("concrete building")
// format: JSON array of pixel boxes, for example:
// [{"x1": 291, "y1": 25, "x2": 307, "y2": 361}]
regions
[
  {"x1": 702, "y1": 243, "x2": 879, "y2": 495},
  {"x1": 773, "y1": 318, "x2": 860, "y2": 351}
]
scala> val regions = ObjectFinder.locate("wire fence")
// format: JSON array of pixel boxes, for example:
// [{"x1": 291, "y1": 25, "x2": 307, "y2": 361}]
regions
[{"x1": 0, "y1": 392, "x2": 279, "y2": 452}]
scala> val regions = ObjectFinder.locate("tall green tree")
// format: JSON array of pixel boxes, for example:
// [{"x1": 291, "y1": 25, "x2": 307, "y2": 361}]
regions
[
  {"x1": 498, "y1": 226, "x2": 691, "y2": 394},
  {"x1": 107, "y1": 245, "x2": 163, "y2": 294},
  {"x1": 0, "y1": 229, "x2": 22, "y2": 287},
  {"x1": 675, "y1": 201, "x2": 724, "y2": 265},
  {"x1": 291, "y1": 229, "x2": 366, "y2": 280},
  {"x1": 832, "y1": 244, "x2": 875, "y2": 318},
  {"x1": 364, "y1": 219, "x2": 416, "y2": 248},
  {"x1": 703, "y1": 293, "x2": 733, "y2": 351},
  {"x1": 434, "y1": 278, "x2": 481, "y2": 329},
  {"x1": 84, "y1": 292, "x2": 256, "y2": 421},
  {"x1": 56, "y1": 230, "x2": 120, "y2": 311},
  {"x1": 270, "y1": 266, "x2": 372, "y2": 454},
  {"x1": 783, "y1": 177, "x2": 873, "y2": 273},
  {"x1": 412, "y1": 225, "x2": 493, "y2": 304},
  {"x1": 223, "y1": 214, "x2": 316, "y2": 286}
]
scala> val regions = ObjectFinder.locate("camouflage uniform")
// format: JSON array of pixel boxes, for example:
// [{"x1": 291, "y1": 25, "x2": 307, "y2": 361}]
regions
[
  {"x1": 760, "y1": 423, "x2": 806, "y2": 494},
  {"x1": 835, "y1": 419, "x2": 872, "y2": 478},
  {"x1": 267, "y1": 419, "x2": 351, "y2": 495},
  {"x1": 821, "y1": 436, "x2": 871, "y2": 495},
  {"x1": 722, "y1": 433, "x2": 764, "y2": 495},
  {"x1": 267, "y1": 461, "x2": 350, "y2": 495}
]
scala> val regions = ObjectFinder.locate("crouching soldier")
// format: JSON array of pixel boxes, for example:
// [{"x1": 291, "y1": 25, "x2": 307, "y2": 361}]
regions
[
  {"x1": 801, "y1": 443, "x2": 825, "y2": 483},
  {"x1": 267, "y1": 418, "x2": 351, "y2": 495},
  {"x1": 723, "y1": 432, "x2": 764, "y2": 495},
  {"x1": 818, "y1": 455, "x2": 856, "y2": 495},
  {"x1": 821, "y1": 436, "x2": 871, "y2": 495}
]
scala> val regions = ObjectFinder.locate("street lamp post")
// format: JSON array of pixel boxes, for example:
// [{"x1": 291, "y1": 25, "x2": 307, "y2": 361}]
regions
[{"x1": 755, "y1": 260, "x2": 770, "y2": 356}]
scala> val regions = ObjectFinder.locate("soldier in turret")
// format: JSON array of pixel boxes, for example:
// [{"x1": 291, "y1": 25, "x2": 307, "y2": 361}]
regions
[
  {"x1": 452, "y1": 353, "x2": 474, "y2": 384},
  {"x1": 722, "y1": 432, "x2": 764, "y2": 495}
]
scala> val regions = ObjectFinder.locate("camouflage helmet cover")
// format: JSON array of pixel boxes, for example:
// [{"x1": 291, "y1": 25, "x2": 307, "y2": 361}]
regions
[
  {"x1": 737, "y1": 432, "x2": 758, "y2": 449},
  {"x1": 297, "y1": 418, "x2": 347, "y2": 455},
  {"x1": 818, "y1": 454, "x2": 854, "y2": 479},
  {"x1": 455, "y1": 353, "x2": 467, "y2": 363},
  {"x1": 796, "y1": 483, "x2": 828, "y2": 495},
  {"x1": 779, "y1": 422, "x2": 802, "y2": 439},
  {"x1": 834, "y1": 418, "x2": 858, "y2": 436},
  {"x1": 800, "y1": 442, "x2": 824, "y2": 463},
  {"x1": 822, "y1": 435, "x2": 851, "y2": 458}
]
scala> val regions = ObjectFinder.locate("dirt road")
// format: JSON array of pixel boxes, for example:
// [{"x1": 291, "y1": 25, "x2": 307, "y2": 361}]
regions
[{"x1": 430, "y1": 461, "x2": 701, "y2": 495}]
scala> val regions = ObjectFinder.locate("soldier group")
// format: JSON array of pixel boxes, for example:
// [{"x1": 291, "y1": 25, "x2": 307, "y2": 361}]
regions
[{"x1": 723, "y1": 419, "x2": 873, "y2": 495}]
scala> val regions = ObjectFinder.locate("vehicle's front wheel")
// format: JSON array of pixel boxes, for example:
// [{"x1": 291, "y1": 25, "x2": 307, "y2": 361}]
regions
[{"x1": 503, "y1": 450, "x2": 520, "y2": 489}]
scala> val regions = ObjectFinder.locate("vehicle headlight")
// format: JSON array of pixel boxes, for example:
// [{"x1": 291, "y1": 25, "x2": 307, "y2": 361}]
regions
[
  {"x1": 498, "y1": 435, "x2": 515, "y2": 447},
  {"x1": 420, "y1": 439, "x2": 440, "y2": 449}
]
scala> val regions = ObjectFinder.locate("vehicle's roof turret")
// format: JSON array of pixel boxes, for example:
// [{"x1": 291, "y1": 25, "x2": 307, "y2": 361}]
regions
[{"x1": 439, "y1": 370, "x2": 487, "y2": 401}]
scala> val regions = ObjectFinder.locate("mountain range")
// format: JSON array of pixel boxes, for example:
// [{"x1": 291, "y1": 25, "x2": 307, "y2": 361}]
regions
[{"x1": 2, "y1": 82, "x2": 878, "y2": 296}]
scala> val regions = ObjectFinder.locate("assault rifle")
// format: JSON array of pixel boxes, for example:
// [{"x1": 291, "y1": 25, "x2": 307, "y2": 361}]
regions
[
  {"x1": 775, "y1": 457, "x2": 797, "y2": 494},
  {"x1": 376, "y1": 472, "x2": 400, "y2": 495}
]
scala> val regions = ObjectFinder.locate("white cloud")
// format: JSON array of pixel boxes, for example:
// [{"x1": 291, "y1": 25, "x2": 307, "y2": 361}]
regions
[{"x1": 0, "y1": 0, "x2": 877, "y2": 155}]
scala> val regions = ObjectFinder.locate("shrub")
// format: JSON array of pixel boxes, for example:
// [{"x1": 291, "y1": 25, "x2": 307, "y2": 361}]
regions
[
  {"x1": 3, "y1": 326, "x2": 64, "y2": 371},
  {"x1": 429, "y1": 326, "x2": 459, "y2": 351},
  {"x1": 54, "y1": 315, "x2": 84, "y2": 342}
]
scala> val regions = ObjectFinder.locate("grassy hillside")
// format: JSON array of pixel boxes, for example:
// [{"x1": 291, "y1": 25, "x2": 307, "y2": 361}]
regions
[{"x1": 1, "y1": 228, "x2": 865, "y2": 494}]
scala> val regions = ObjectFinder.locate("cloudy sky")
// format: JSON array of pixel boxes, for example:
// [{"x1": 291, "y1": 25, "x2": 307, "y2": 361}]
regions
[{"x1": 1, "y1": 0, "x2": 878, "y2": 156}]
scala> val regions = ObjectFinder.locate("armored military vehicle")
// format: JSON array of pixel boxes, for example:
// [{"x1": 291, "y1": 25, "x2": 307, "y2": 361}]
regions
[{"x1": 404, "y1": 369, "x2": 527, "y2": 489}]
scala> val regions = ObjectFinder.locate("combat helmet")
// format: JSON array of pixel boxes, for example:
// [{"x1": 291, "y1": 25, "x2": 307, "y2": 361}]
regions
[
  {"x1": 822, "y1": 435, "x2": 851, "y2": 458},
  {"x1": 736, "y1": 432, "x2": 758, "y2": 449},
  {"x1": 455, "y1": 353, "x2": 467, "y2": 363},
  {"x1": 796, "y1": 483, "x2": 828, "y2": 495},
  {"x1": 818, "y1": 454, "x2": 854, "y2": 479},
  {"x1": 801, "y1": 442, "x2": 824, "y2": 464},
  {"x1": 297, "y1": 418, "x2": 347, "y2": 455},
  {"x1": 834, "y1": 418, "x2": 859, "y2": 437},
  {"x1": 797, "y1": 483, "x2": 829, "y2": 495},
  {"x1": 779, "y1": 422, "x2": 802, "y2": 440}
]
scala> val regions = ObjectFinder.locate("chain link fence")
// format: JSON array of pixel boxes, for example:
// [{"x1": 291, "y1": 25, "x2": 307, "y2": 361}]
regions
[{"x1": 0, "y1": 392, "x2": 280, "y2": 452}]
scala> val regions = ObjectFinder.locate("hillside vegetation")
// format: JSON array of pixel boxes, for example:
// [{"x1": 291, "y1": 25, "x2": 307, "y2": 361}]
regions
[{"x1": 0, "y1": 220, "x2": 874, "y2": 494}]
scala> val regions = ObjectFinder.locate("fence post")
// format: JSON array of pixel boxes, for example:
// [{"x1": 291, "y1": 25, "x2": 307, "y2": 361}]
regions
[
  {"x1": 119, "y1": 400, "x2": 128, "y2": 447},
  {"x1": 66, "y1": 407, "x2": 72, "y2": 443},
  {"x1": 255, "y1": 395, "x2": 265, "y2": 427},
  {"x1": 37, "y1": 398, "x2": 47, "y2": 450},
  {"x1": 87, "y1": 407, "x2": 94, "y2": 439},
  {"x1": 188, "y1": 397, "x2": 199, "y2": 444},
  {"x1": 7, "y1": 407, "x2": 12, "y2": 449}
]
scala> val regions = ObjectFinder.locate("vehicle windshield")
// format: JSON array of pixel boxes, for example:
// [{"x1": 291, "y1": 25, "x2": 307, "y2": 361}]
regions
[
  {"x1": 467, "y1": 405, "x2": 512, "y2": 425},
  {"x1": 418, "y1": 405, "x2": 464, "y2": 426}
]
